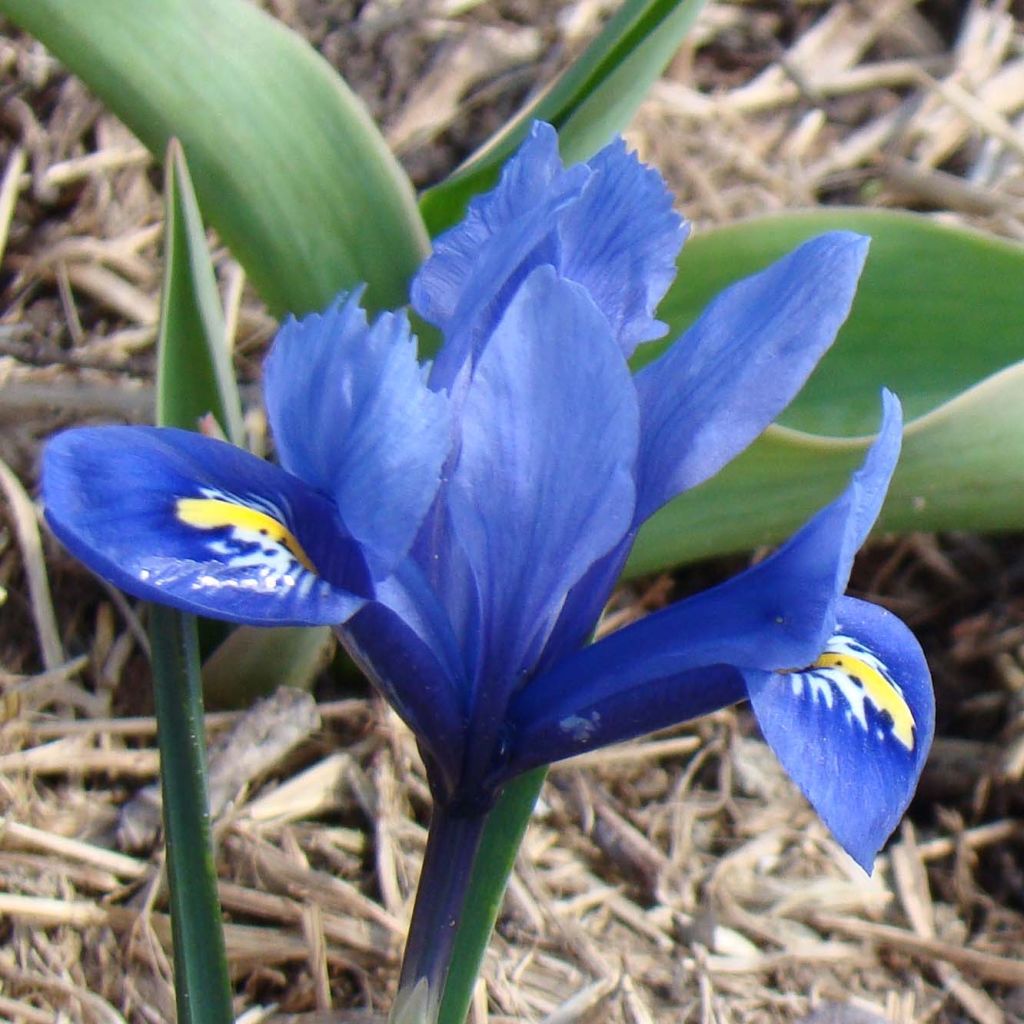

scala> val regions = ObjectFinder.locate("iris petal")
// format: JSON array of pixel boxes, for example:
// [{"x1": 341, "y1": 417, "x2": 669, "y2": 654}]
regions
[
  {"x1": 744, "y1": 595, "x2": 934, "y2": 871},
  {"x1": 44, "y1": 426, "x2": 368, "y2": 626},
  {"x1": 503, "y1": 663, "x2": 746, "y2": 780},
  {"x1": 413, "y1": 122, "x2": 575, "y2": 338},
  {"x1": 265, "y1": 292, "x2": 450, "y2": 575},
  {"x1": 634, "y1": 232, "x2": 869, "y2": 521},
  {"x1": 341, "y1": 589, "x2": 467, "y2": 800},
  {"x1": 558, "y1": 136, "x2": 686, "y2": 357},
  {"x1": 418, "y1": 125, "x2": 588, "y2": 389},
  {"x1": 508, "y1": 395, "x2": 902, "y2": 770},
  {"x1": 416, "y1": 122, "x2": 687, "y2": 388},
  {"x1": 448, "y1": 266, "x2": 639, "y2": 694}
]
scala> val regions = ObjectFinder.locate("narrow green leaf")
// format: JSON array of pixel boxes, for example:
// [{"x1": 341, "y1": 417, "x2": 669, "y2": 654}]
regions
[
  {"x1": 628, "y1": 210, "x2": 1024, "y2": 572},
  {"x1": 437, "y1": 768, "x2": 546, "y2": 1024},
  {"x1": 158, "y1": 140, "x2": 244, "y2": 444},
  {"x1": 420, "y1": 0, "x2": 707, "y2": 234},
  {"x1": 149, "y1": 607, "x2": 233, "y2": 1024},
  {"x1": 159, "y1": 139, "x2": 336, "y2": 708},
  {"x1": 2, "y1": 0, "x2": 428, "y2": 315}
]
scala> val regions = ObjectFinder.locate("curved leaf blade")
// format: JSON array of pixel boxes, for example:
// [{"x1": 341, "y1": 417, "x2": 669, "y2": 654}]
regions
[
  {"x1": 629, "y1": 210, "x2": 1024, "y2": 572},
  {"x1": 3, "y1": 0, "x2": 429, "y2": 315},
  {"x1": 650, "y1": 210, "x2": 1024, "y2": 435}
]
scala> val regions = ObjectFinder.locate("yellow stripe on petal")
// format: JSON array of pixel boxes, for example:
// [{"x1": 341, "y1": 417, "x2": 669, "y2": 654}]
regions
[
  {"x1": 786, "y1": 631, "x2": 917, "y2": 754},
  {"x1": 176, "y1": 497, "x2": 317, "y2": 573},
  {"x1": 812, "y1": 649, "x2": 915, "y2": 752}
]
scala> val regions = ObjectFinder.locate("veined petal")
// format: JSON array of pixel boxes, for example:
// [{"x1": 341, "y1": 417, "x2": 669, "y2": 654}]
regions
[
  {"x1": 508, "y1": 396, "x2": 901, "y2": 769},
  {"x1": 744, "y1": 596, "x2": 934, "y2": 871},
  {"x1": 418, "y1": 124, "x2": 588, "y2": 389},
  {"x1": 413, "y1": 122, "x2": 574, "y2": 335},
  {"x1": 264, "y1": 292, "x2": 450, "y2": 575},
  {"x1": 43, "y1": 426, "x2": 369, "y2": 626},
  {"x1": 558, "y1": 136, "x2": 687, "y2": 357},
  {"x1": 634, "y1": 232, "x2": 869, "y2": 521},
  {"x1": 448, "y1": 266, "x2": 639, "y2": 690},
  {"x1": 418, "y1": 122, "x2": 687, "y2": 388},
  {"x1": 503, "y1": 663, "x2": 746, "y2": 780}
]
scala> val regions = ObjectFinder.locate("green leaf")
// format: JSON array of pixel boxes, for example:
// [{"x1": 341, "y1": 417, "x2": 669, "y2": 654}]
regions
[
  {"x1": 149, "y1": 607, "x2": 234, "y2": 1024},
  {"x1": 2, "y1": 0, "x2": 428, "y2": 315},
  {"x1": 159, "y1": 139, "x2": 335, "y2": 708},
  {"x1": 420, "y1": 0, "x2": 707, "y2": 235},
  {"x1": 158, "y1": 140, "x2": 244, "y2": 444},
  {"x1": 628, "y1": 210, "x2": 1024, "y2": 573},
  {"x1": 149, "y1": 141, "x2": 233, "y2": 1024}
]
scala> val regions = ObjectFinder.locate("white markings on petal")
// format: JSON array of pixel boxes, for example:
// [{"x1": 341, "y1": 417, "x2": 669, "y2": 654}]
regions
[
  {"x1": 172, "y1": 486, "x2": 323, "y2": 597},
  {"x1": 785, "y1": 631, "x2": 916, "y2": 752}
]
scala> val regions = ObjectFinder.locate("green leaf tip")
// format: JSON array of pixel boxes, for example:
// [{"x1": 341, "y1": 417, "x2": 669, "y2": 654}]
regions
[
  {"x1": 158, "y1": 140, "x2": 244, "y2": 444},
  {"x1": 421, "y1": 0, "x2": 707, "y2": 234}
]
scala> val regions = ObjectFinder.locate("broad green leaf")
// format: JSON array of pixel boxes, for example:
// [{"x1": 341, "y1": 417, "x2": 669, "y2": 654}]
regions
[
  {"x1": 420, "y1": 0, "x2": 707, "y2": 234},
  {"x1": 2, "y1": 0, "x2": 428, "y2": 315},
  {"x1": 628, "y1": 210, "x2": 1024, "y2": 573},
  {"x1": 158, "y1": 140, "x2": 244, "y2": 444}
]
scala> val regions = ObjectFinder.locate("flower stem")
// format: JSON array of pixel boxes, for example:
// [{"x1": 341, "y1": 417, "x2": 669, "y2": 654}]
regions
[
  {"x1": 149, "y1": 606, "x2": 234, "y2": 1024},
  {"x1": 392, "y1": 768, "x2": 547, "y2": 1024},
  {"x1": 395, "y1": 802, "x2": 489, "y2": 1021}
]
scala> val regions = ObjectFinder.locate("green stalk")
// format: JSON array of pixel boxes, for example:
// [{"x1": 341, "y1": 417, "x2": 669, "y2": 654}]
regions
[
  {"x1": 435, "y1": 768, "x2": 546, "y2": 1024},
  {"x1": 149, "y1": 606, "x2": 234, "y2": 1024}
]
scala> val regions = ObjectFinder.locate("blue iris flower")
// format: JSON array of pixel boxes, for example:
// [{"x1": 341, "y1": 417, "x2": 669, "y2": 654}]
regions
[{"x1": 43, "y1": 122, "x2": 932, "y2": 874}]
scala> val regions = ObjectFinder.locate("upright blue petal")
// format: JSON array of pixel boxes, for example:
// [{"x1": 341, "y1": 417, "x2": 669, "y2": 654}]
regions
[
  {"x1": 634, "y1": 233, "x2": 869, "y2": 521},
  {"x1": 506, "y1": 395, "x2": 902, "y2": 772},
  {"x1": 744, "y1": 596, "x2": 934, "y2": 871},
  {"x1": 448, "y1": 266, "x2": 639, "y2": 693},
  {"x1": 44, "y1": 427, "x2": 369, "y2": 626},
  {"x1": 558, "y1": 136, "x2": 687, "y2": 357},
  {"x1": 264, "y1": 292, "x2": 450, "y2": 575},
  {"x1": 412, "y1": 123, "x2": 575, "y2": 336},
  {"x1": 417, "y1": 125, "x2": 588, "y2": 388},
  {"x1": 416, "y1": 123, "x2": 687, "y2": 389}
]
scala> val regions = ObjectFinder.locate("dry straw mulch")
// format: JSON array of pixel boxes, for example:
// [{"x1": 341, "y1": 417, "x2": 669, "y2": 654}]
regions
[{"x1": 3, "y1": 1, "x2": 1024, "y2": 1021}]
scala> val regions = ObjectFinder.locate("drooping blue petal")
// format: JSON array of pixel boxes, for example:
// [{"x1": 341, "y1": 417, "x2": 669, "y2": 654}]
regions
[
  {"x1": 744, "y1": 595, "x2": 934, "y2": 871},
  {"x1": 448, "y1": 265, "x2": 639, "y2": 692},
  {"x1": 634, "y1": 232, "x2": 870, "y2": 521},
  {"x1": 502, "y1": 663, "x2": 746, "y2": 781},
  {"x1": 558, "y1": 136, "x2": 687, "y2": 357},
  {"x1": 43, "y1": 426, "x2": 369, "y2": 626},
  {"x1": 264, "y1": 292, "x2": 450, "y2": 575},
  {"x1": 507, "y1": 394, "x2": 902, "y2": 772},
  {"x1": 417, "y1": 122, "x2": 687, "y2": 389}
]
